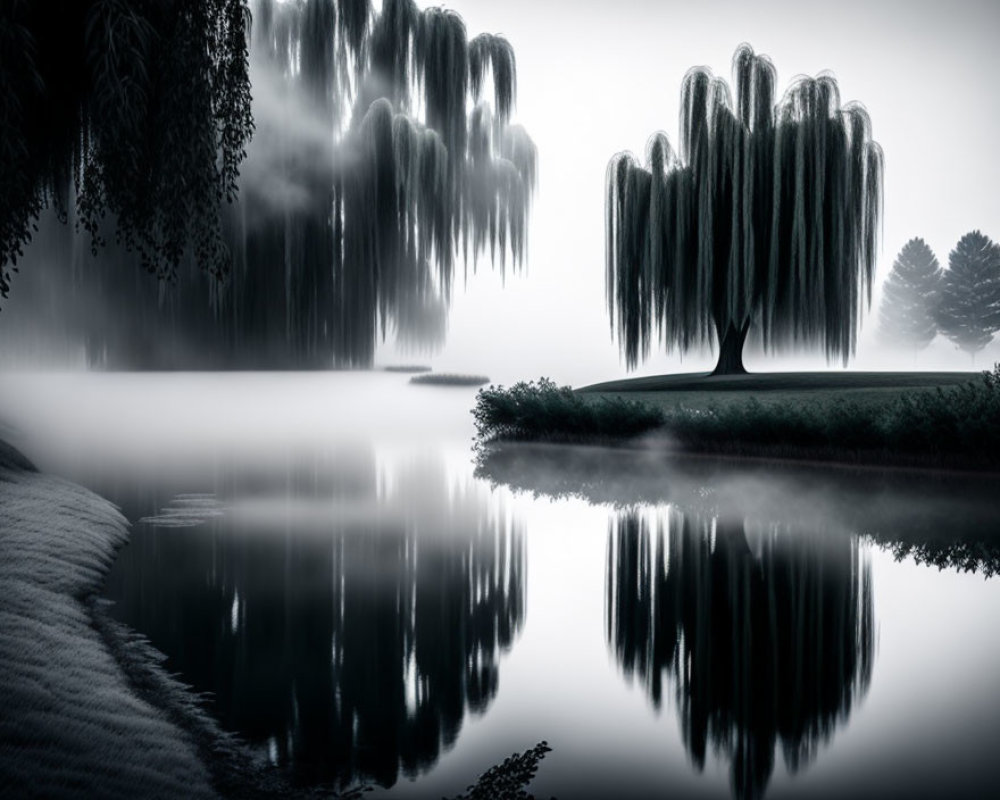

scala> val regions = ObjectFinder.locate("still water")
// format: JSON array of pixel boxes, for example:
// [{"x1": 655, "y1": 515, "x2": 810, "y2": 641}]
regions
[{"x1": 1, "y1": 372, "x2": 999, "y2": 799}]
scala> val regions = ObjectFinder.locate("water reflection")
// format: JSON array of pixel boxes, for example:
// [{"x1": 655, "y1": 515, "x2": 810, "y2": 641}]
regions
[
  {"x1": 104, "y1": 449, "x2": 525, "y2": 790},
  {"x1": 608, "y1": 509, "x2": 874, "y2": 799},
  {"x1": 477, "y1": 442, "x2": 1000, "y2": 576}
]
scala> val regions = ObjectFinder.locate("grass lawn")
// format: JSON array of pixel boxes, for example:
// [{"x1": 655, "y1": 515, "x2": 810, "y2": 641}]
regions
[{"x1": 578, "y1": 371, "x2": 979, "y2": 415}]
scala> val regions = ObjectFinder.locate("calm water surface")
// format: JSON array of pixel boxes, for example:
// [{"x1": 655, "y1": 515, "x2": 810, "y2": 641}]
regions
[{"x1": 1, "y1": 372, "x2": 998, "y2": 799}]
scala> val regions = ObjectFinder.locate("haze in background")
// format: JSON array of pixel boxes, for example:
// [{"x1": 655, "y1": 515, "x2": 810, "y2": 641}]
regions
[{"x1": 387, "y1": 0, "x2": 1000, "y2": 385}]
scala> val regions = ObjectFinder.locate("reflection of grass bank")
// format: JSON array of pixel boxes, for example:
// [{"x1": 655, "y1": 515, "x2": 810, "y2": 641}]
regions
[
  {"x1": 475, "y1": 442, "x2": 1000, "y2": 576},
  {"x1": 474, "y1": 367, "x2": 1000, "y2": 471}
]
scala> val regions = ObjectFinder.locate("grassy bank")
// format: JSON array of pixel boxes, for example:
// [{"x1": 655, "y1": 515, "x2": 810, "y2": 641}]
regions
[
  {"x1": 0, "y1": 441, "x2": 326, "y2": 799},
  {"x1": 0, "y1": 440, "x2": 550, "y2": 799},
  {"x1": 580, "y1": 370, "x2": 979, "y2": 416},
  {"x1": 0, "y1": 443, "x2": 217, "y2": 799},
  {"x1": 473, "y1": 367, "x2": 1000, "y2": 470}
]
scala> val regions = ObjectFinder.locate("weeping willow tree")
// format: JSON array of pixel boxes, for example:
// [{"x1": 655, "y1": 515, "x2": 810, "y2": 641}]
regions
[
  {"x1": 0, "y1": 0, "x2": 253, "y2": 301},
  {"x1": 2, "y1": 0, "x2": 535, "y2": 369},
  {"x1": 606, "y1": 44, "x2": 883, "y2": 374},
  {"x1": 320, "y1": 0, "x2": 536, "y2": 365}
]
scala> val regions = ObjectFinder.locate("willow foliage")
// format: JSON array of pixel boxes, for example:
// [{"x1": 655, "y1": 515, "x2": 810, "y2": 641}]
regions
[
  {"x1": 6, "y1": 0, "x2": 535, "y2": 369},
  {"x1": 0, "y1": 0, "x2": 253, "y2": 298},
  {"x1": 231, "y1": 0, "x2": 534, "y2": 367},
  {"x1": 606, "y1": 44, "x2": 883, "y2": 370}
]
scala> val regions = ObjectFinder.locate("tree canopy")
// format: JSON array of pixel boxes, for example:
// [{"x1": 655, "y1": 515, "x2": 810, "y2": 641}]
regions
[
  {"x1": 878, "y1": 237, "x2": 941, "y2": 351},
  {"x1": 0, "y1": 0, "x2": 537, "y2": 369},
  {"x1": 0, "y1": 0, "x2": 254, "y2": 299},
  {"x1": 606, "y1": 44, "x2": 883, "y2": 374},
  {"x1": 936, "y1": 230, "x2": 1000, "y2": 358}
]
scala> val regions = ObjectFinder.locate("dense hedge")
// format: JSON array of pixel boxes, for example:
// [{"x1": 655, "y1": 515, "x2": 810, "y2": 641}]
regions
[
  {"x1": 473, "y1": 366, "x2": 1000, "y2": 469},
  {"x1": 473, "y1": 378, "x2": 664, "y2": 442}
]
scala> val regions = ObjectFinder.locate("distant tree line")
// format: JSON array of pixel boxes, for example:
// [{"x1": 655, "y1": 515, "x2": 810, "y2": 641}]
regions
[{"x1": 879, "y1": 231, "x2": 1000, "y2": 359}]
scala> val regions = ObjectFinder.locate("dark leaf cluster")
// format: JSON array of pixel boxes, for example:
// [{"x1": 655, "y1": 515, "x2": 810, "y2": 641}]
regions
[
  {"x1": 0, "y1": 0, "x2": 254, "y2": 297},
  {"x1": 447, "y1": 741, "x2": 552, "y2": 800},
  {"x1": 473, "y1": 378, "x2": 665, "y2": 443},
  {"x1": 664, "y1": 364, "x2": 1000, "y2": 468}
]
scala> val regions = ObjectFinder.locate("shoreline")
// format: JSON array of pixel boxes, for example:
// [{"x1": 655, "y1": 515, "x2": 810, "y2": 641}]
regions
[
  {"x1": 478, "y1": 436, "x2": 1000, "y2": 483},
  {"x1": 0, "y1": 439, "x2": 369, "y2": 799},
  {"x1": 0, "y1": 442, "x2": 217, "y2": 798},
  {"x1": 0, "y1": 440, "x2": 309, "y2": 798},
  {"x1": 0, "y1": 438, "x2": 545, "y2": 799}
]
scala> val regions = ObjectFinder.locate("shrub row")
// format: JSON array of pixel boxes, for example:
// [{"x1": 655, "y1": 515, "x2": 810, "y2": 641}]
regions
[
  {"x1": 473, "y1": 378, "x2": 664, "y2": 442},
  {"x1": 473, "y1": 366, "x2": 1000, "y2": 468}
]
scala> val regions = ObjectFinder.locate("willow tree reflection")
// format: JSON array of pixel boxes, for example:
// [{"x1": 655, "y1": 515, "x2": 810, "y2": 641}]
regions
[
  {"x1": 105, "y1": 450, "x2": 525, "y2": 791},
  {"x1": 608, "y1": 508, "x2": 874, "y2": 800}
]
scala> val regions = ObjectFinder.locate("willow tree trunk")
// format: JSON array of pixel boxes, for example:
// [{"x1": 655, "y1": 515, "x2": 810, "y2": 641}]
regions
[{"x1": 712, "y1": 320, "x2": 750, "y2": 376}]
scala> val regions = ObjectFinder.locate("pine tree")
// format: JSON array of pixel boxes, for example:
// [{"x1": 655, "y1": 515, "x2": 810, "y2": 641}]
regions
[
  {"x1": 936, "y1": 231, "x2": 1000, "y2": 359},
  {"x1": 878, "y1": 238, "x2": 941, "y2": 351}
]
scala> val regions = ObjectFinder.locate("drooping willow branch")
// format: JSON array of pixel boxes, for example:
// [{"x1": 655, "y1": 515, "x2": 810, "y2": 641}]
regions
[
  {"x1": 0, "y1": 0, "x2": 254, "y2": 297},
  {"x1": 3, "y1": 0, "x2": 537, "y2": 370},
  {"x1": 248, "y1": 0, "x2": 537, "y2": 367}
]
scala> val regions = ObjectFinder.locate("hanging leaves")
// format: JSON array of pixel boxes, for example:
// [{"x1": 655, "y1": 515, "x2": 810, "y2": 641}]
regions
[
  {"x1": 2, "y1": 0, "x2": 536, "y2": 370},
  {"x1": 0, "y1": 0, "x2": 254, "y2": 293}
]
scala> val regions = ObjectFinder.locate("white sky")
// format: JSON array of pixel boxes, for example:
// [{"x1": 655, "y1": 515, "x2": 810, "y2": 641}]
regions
[{"x1": 380, "y1": 0, "x2": 1000, "y2": 385}]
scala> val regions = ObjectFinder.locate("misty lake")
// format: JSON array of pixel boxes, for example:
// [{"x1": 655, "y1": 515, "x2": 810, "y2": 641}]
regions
[{"x1": 1, "y1": 372, "x2": 999, "y2": 800}]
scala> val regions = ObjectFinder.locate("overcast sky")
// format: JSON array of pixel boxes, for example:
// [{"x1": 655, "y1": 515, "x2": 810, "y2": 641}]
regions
[{"x1": 380, "y1": 0, "x2": 1000, "y2": 384}]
